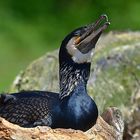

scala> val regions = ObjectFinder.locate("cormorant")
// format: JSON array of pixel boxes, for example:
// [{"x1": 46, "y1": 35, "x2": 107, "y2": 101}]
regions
[{"x1": 0, "y1": 15, "x2": 110, "y2": 131}]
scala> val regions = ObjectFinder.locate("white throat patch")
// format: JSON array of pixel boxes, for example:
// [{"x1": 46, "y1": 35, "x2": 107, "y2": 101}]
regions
[{"x1": 66, "y1": 38, "x2": 93, "y2": 64}]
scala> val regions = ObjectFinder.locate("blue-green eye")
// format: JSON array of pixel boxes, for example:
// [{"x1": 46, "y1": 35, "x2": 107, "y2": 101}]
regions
[{"x1": 74, "y1": 27, "x2": 87, "y2": 36}]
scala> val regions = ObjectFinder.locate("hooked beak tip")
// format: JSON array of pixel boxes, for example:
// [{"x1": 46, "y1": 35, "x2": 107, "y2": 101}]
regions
[
  {"x1": 100, "y1": 14, "x2": 109, "y2": 22},
  {"x1": 76, "y1": 14, "x2": 110, "y2": 53}
]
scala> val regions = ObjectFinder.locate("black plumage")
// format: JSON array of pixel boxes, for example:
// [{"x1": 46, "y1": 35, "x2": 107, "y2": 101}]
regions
[{"x1": 0, "y1": 15, "x2": 110, "y2": 131}]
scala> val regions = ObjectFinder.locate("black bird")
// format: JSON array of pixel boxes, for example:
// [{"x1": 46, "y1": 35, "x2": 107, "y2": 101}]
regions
[{"x1": 0, "y1": 15, "x2": 110, "y2": 131}]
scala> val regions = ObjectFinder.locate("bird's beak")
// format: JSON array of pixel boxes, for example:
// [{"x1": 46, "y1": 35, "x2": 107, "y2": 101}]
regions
[{"x1": 75, "y1": 14, "x2": 110, "y2": 54}]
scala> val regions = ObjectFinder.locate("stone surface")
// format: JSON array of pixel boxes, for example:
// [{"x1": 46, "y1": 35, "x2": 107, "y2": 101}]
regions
[
  {"x1": 123, "y1": 89, "x2": 140, "y2": 140},
  {"x1": 10, "y1": 50, "x2": 59, "y2": 93}
]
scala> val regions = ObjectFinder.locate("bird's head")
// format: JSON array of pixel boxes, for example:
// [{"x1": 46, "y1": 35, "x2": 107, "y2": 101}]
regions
[{"x1": 59, "y1": 14, "x2": 110, "y2": 64}]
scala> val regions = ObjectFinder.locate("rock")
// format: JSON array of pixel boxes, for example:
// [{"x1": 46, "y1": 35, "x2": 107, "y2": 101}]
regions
[
  {"x1": 0, "y1": 107, "x2": 124, "y2": 140},
  {"x1": 123, "y1": 89, "x2": 140, "y2": 140},
  {"x1": 101, "y1": 107, "x2": 124, "y2": 136},
  {"x1": 10, "y1": 50, "x2": 59, "y2": 93}
]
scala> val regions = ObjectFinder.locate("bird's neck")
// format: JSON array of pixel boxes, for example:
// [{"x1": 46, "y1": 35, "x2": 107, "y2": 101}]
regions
[{"x1": 59, "y1": 62, "x2": 91, "y2": 99}]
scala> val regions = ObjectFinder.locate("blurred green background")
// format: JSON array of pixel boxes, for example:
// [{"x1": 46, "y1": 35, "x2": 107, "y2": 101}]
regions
[{"x1": 0, "y1": 0, "x2": 140, "y2": 92}]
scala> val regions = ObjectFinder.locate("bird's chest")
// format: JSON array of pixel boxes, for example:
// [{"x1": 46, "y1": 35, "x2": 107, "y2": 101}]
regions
[{"x1": 60, "y1": 93, "x2": 94, "y2": 130}]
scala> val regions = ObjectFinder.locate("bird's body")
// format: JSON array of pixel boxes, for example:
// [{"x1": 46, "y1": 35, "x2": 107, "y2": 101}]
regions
[
  {"x1": 0, "y1": 91, "x2": 59, "y2": 127},
  {"x1": 0, "y1": 15, "x2": 110, "y2": 131},
  {"x1": 0, "y1": 65, "x2": 98, "y2": 130},
  {"x1": 0, "y1": 87, "x2": 97, "y2": 131}
]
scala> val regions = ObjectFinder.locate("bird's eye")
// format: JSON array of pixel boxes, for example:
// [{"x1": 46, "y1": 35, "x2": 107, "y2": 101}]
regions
[{"x1": 74, "y1": 30, "x2": 81, "y2": 36}]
